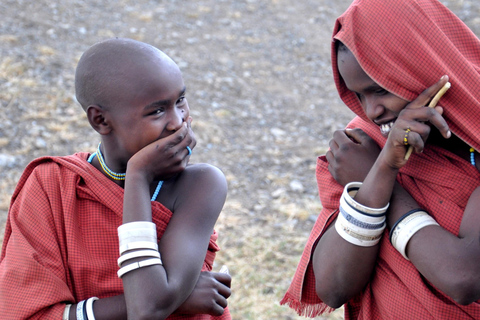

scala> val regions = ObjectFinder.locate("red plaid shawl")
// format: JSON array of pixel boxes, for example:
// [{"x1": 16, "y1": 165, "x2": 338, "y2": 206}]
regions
[
  {"x1": 0, "y1": 153, "x2": 230, "y2": 320},
  {"x1": 281, "y1": 0, "x2": 480, "y2": 318}
]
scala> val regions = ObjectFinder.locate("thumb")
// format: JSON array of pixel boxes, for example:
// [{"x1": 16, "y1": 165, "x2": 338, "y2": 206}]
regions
[{"x1": 345, "y1": 128, "x2": 369, "y2": 144}]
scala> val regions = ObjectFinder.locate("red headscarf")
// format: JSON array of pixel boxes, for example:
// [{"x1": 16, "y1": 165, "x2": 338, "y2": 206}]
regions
[{"x1": 332, "y1": 0, "x2": 480, "y2": 150}]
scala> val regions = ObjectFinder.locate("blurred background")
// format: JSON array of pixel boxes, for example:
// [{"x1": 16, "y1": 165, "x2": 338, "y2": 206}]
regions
[{"x1": 1, "y1": 0, "x2": 479, "y2": 319}]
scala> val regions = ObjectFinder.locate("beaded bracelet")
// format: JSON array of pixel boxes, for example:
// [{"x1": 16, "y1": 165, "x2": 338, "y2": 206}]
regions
[
  {"x1": 76, "y1": 300, "x2": 86, "y2": 320},
  {"x1": 340, "y1": 195, "x2": 386, "y2": 225},
  {"x1": 335, "y1": 182, "x2": 387, "y2": 247},
  {"x1": 337, "y1": 210, "x2": 386, "y2": 237}
]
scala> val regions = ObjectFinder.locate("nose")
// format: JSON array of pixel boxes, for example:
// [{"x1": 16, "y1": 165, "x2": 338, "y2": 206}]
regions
[
  {"x1": 166, "y1": 109, "x2": 184, "y2": 131},
  {"x1": 363, "y1": 96, "x2": 384, "y2": 122}
]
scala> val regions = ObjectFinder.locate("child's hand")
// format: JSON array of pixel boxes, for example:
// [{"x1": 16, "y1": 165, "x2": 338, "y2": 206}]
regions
[
  {"x1": 326, "y1": 128, "x2": 381, "y2": 186},
  {"x1": 174, "y1": 271, "x2": 231, "y2": 316},
  {"x1": 127, "y1": 117, "x2": 196, "y2": 182},
  {"x1": 381, "y1": 77, "x2": 451, "y2": 169}
]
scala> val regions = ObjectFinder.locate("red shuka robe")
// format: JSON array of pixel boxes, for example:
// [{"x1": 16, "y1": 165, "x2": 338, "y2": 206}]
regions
[
  {"x1": 0, "y1": 153, "x2": 230, "y2": 319},
  {"x1": 282, "y1": 0, "x2": 480, "y2": 318}
]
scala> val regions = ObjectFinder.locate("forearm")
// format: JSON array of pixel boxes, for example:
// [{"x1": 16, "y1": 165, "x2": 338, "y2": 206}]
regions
[
  {"x1": 313, "y1": 153, "x2": 400, "y2": 307},
  {"x1": 68, "y1": 295, "x2": 127, "y2": 320},
  {"x1": 121, "y1": 170, "x2": 192, "y2": 319},
  {"x1": 388, "y1": 185, "x2": 480, "y2": 304},
  {"x1": 313, "y1": 223, "x2": 379, "y2": 308},
  {"x1": 380, "y1": 177, "x2": 480, "y2": 305}
]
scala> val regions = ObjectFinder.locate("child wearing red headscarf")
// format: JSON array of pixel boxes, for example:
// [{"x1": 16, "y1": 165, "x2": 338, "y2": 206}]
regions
[{"x1": 281, "y1": 0, "x2": 480, "y2": 319}]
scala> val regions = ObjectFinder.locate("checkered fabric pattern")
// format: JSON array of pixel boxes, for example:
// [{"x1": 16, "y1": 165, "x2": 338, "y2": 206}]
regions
[
  {"x1": 281, "y1": 0, "x2": 480, "y2": 318},
  {"x1": 0, "y1": 153, "x2": 229, "y2": 319}
]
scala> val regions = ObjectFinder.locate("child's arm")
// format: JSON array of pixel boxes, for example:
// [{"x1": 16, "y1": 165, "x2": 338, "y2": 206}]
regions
[
  {"x1": 118, "y1": 121, "x2": 228, "y2": 319},
  {"x1": 120, "y1": 163, "x2": 227, "y2": 319}
]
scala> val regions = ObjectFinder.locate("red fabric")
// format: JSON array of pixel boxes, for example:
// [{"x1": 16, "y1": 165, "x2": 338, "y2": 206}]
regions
[
  {"x1": 0, "y1": 153, "x2": 229, "y2": 320},
  {"x1": 282, "y1": 0, "x2": 480, "y2": 318}
]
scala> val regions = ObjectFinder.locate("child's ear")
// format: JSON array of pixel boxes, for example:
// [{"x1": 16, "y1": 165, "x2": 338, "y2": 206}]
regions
[{"x1": 86, "y1": 105, "x2": 112, "y2": 135}]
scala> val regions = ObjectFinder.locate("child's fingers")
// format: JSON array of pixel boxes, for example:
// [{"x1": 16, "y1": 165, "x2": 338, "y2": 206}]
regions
[
  {"x1": 213, "y1": 272, "x2": 232, "y2": 288},
  {"x1": 344, "y1": 127, "x2": 371, "y2": 144}
]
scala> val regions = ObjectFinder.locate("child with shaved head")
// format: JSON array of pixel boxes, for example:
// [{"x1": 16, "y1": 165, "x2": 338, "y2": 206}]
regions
[{"x1": 0, "y1": 38, "x2": 231, "y2": 320}]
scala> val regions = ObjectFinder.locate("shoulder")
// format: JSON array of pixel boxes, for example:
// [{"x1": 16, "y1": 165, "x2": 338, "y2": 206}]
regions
[
  {"x1": 158, "y1": 163, "x2": 227, "y2": 213},
  {"x1": 177, "y1": 163, "x2": 227, "y2": 195}
]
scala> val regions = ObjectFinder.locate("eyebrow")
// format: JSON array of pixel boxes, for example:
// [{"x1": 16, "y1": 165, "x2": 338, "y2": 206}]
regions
[{"x1": 144, "y1": 86, "x2": 187, "y2": 109}]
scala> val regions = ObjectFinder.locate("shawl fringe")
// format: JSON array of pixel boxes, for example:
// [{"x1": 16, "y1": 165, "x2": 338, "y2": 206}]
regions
[{"x1": 280, "y1": 293, "x2": 335, "y2": 318}]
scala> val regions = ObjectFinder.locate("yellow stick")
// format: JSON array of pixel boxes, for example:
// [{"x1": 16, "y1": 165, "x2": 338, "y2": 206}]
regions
[{"x1": 404, "y1": 82, "x2": 451, "y2": 160}]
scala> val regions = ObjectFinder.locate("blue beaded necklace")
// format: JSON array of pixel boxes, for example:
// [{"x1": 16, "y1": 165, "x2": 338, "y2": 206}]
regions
[
  {"x1": 470, "y1": 147, "x2": 476, "y2": 167},
  {"x1": 88, "y1": 144, "x2": 163, "y2": 201}
]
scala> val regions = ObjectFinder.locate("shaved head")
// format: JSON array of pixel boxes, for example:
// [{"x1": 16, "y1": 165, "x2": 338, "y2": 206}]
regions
[{"x1": 75, "y1": 38, "x2": 180, "y2": 111}]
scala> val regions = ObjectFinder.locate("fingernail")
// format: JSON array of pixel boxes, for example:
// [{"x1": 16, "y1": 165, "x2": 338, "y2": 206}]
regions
[{"x1": 446, "y1": 130, "x2": 451, "y2": 138}]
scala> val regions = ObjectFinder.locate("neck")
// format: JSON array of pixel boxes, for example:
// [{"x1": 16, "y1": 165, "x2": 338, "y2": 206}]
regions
[{"x1": 428, "y1": 128, "x2": 472, "y2": 163}]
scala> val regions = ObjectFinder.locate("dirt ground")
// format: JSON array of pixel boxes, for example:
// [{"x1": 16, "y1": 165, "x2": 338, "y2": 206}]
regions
[{"x1": 1, "y1": 1, "x2": 479, "y2": 319}]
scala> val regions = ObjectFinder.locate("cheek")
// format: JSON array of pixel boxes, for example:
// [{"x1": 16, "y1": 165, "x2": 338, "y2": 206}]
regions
[{"x1": 391, "y1": 98, "x2": 410, "y2": 114}]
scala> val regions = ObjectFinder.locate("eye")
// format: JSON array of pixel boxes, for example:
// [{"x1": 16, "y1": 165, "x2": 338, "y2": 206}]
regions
[
  {"x1": 150, "y1": 108, "x2": 165, "y2": 116},
  {"x1": 177, "y1": 96, "x2": 186, "y2": 105},
  {"x1": 374, "y1": 88, "x2": 388, "y2": 95}
]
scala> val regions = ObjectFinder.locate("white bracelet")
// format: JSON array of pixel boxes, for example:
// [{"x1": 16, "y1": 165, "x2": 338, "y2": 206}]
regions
[
  {"x1": 118, "y1": 222, "x2": 157, "y2": 249},
  {"x1": 118, "y1": 249, "x2": 161, "y2": 267},
  {"x1": 118, "y1": 221, "x2": 156, "y2": 233},
  {"x1": 343, "y1": 182, "x2": 389, "y2": 216},
  {"x1": 119, "y1": 241, "x2": 159, "y2": 255},
  {"x1": 117, "y1": 258, "x2": 163, "y2": 278},
  {"x1": 335, "y1": 216, "x2": 383, "y2": 247},
  {"x1": 63, "y1": 304, "x2": 72, "y2": 320},
  {"x1": 76, "y1": 300, "x2": 86, "y2": 320},
  {"x1": 391, "y1": 210, "x2": 439, "y2": 260},
  {"x1": 337, "y1": 210, "x2": 386, "y2": 237},
  {"x1": 340, "y1": 195, "x2": 386, "y2": 225},
  {"x1": 85, "y1": 297, "x2": 99, "y2": 320}
]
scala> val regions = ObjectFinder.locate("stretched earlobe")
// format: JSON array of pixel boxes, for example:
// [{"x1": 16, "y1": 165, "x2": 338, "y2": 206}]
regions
[{"x1": 86, "y1": 105, "x2": 111, "y2": 135}]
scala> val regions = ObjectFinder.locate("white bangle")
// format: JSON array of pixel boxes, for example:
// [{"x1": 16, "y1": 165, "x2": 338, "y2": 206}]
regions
[
  {"x1": 337, "y1": 210, "x2": 385, "y2": 237},
  {"x1": 119, "y1": 241, "x2": 159, "y2": 255},
  {"x1": 340, "y1": 196, "x2": 386, "y2": 225},
  {"x1": 343, "y1": 182, "x2": 389, "y2": 216},
  {"x1": 63, "y1": 304, "x2": 72, "y2": 320},
  {"x1": 85, "y1": 297, "x2": 99, "y2": 320},
  {"x1": 117, "y1": 258, "x2": 163, "y2": 278},
  {"x1": 118, "y1": 222, "x2": 157, "y2": 249},
  {"x1": 76, "y1": 300, "x2": 86, "y2": 320},
  {"x1": 118, "y1": 221, "x2": 156, "y2": 233},
  {"x1": 391, "y1": 210, "x2": 439, "y2": 260},
  {"x1": 335, "y1": 216, "x2": 383, "y2": 247},
  {"x1": 118, "y1": 249, "x2": 161, "y2": 267}
]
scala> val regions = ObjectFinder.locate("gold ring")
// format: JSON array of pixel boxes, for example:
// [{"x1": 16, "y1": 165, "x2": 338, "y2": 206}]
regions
[{"x1": 404, "y1": 128, "x2": 411, "y2": 146}]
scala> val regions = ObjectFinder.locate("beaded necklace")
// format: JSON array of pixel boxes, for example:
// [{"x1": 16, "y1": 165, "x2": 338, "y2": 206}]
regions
[
  {"x1": 96, "y1": 143, "x2": 126, "y2": 181},
  {"x1": 87, "y1": 144, "x2": 163, "y2": 201},
  {"x1": 470, "y1": 147, "x2": 476, "y2": 167}
]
